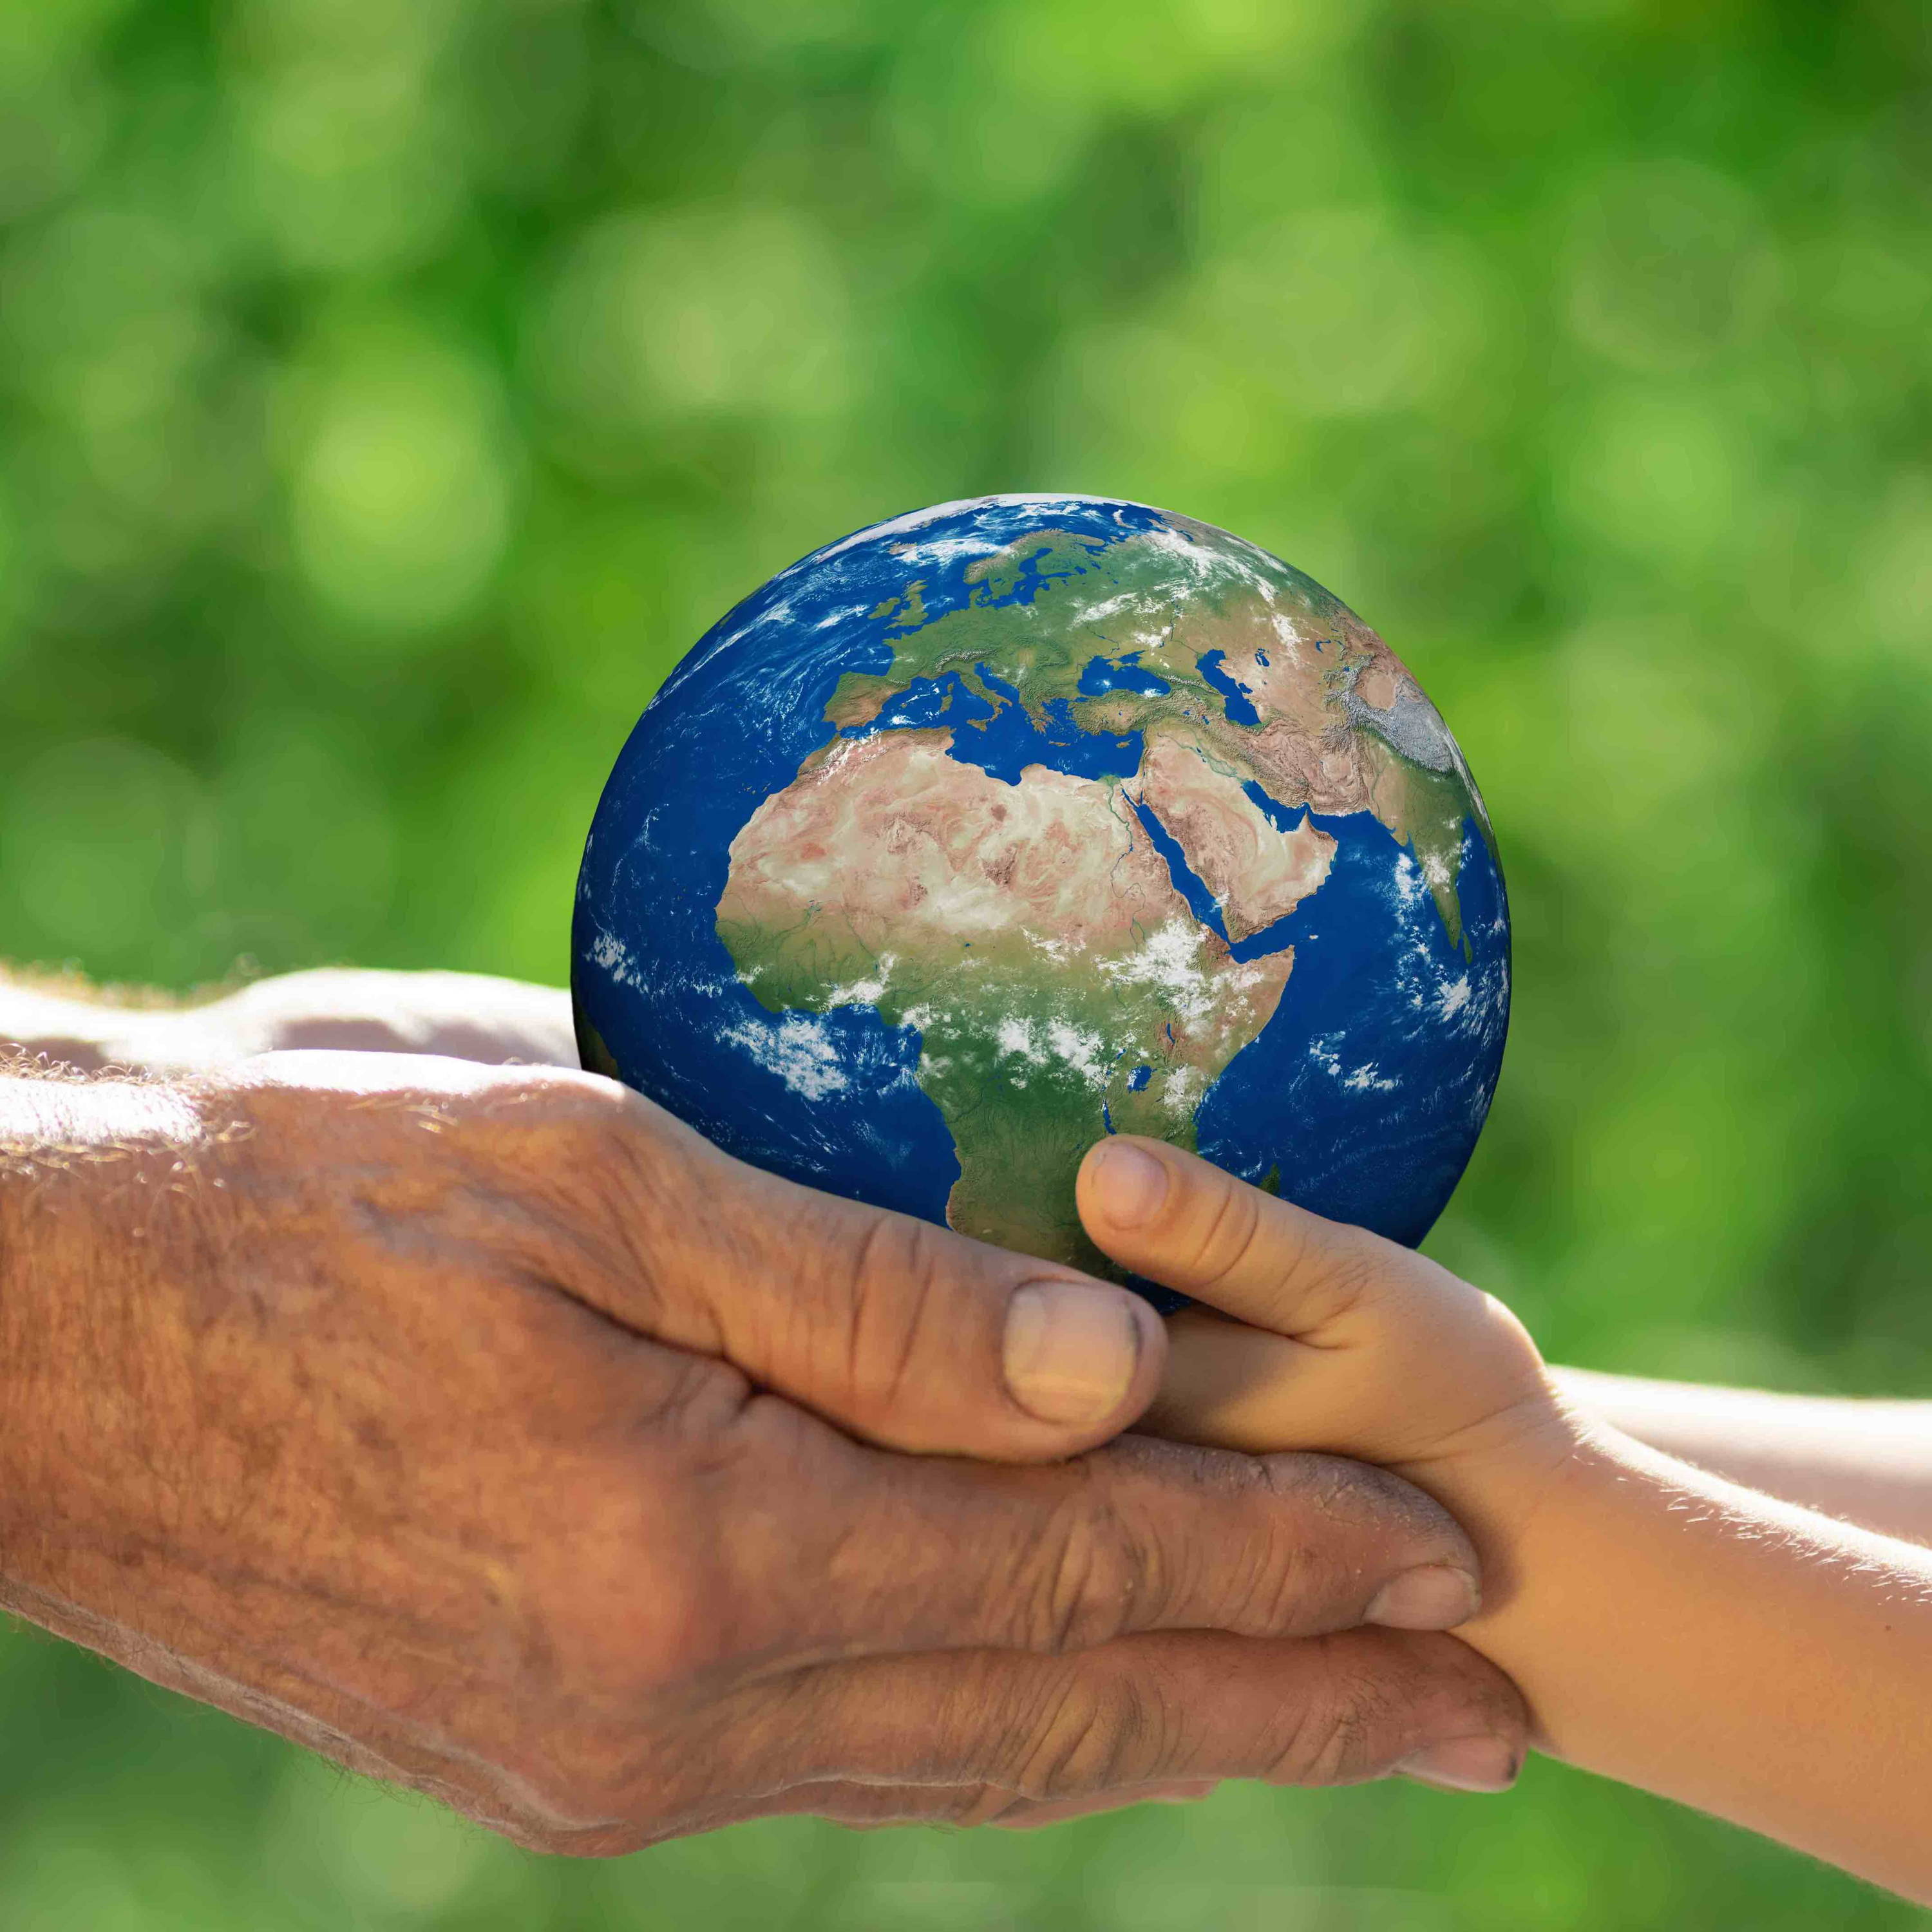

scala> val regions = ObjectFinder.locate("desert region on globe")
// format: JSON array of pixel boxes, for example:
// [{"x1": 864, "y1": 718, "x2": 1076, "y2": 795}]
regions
[{"x1": 575, "y1": 495, "x2": 1510, "y2": 1288}]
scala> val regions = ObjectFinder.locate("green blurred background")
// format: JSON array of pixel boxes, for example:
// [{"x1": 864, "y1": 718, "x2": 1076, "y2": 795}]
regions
[{"x1": 3, "y1": 0, "x2": 1929, "y2": 1923}]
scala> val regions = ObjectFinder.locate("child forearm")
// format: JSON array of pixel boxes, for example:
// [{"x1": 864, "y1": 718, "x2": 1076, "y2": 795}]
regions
[
  {"x1": 1555, "y1": 1368, "x2": 1932, "y2": 1546},
  {"x1": 1448, "y1": 1428, "x2": 1932, "y2": 1903},
  {"x1": 1078, "y1": 1136, "x2": 1932, "y2": 1899}
]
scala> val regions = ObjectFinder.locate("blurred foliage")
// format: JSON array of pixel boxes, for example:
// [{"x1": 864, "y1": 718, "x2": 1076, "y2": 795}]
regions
[{"x1": 3, "y1": 0, "x2": 1931, "y2": 1924}]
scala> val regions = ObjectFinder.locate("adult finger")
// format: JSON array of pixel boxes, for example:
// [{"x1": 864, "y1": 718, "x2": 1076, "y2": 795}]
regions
[
  {"x1": 733, "y1": 1625, "x2": 1526, "y2": 1807},
  {"x1": 698, "y1": 1403, "x2": 1484, "y2": 1664},
  {"x1": 536, "y1": 1628, "x2": 1520, "y2": 1852}
]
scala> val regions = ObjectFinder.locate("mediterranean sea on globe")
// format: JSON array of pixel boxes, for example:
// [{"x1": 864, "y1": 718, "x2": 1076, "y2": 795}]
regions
[{"x1": 572, "y1": 494, "x2": 1510, "y2": 1304}]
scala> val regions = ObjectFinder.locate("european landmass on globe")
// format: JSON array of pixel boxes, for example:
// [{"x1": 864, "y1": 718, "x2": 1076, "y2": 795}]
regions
[{"x1": 573, "y1": 496, "x2": 1510, "y2": 1293}]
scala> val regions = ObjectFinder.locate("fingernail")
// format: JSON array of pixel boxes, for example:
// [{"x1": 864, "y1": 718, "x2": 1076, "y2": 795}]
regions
[
  {"x1": 1088, "y1": 1140, "x2": 1168, "y2": 1229},
  {"x1": 1396, "y1": 1736, "x2": 1520, "y2": 1794},
  {"x1": 1365, "y1": 1564, "x2": 1481, "y2": 1630},
  {"x1": 1003, "y1": 1281, "x2": 1144, "y2": 1426}
]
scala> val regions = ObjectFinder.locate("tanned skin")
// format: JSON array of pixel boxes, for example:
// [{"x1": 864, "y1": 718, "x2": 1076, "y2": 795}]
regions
[{"x1": 0, "y1": 968, "x2": 1528, "y2": 1850}]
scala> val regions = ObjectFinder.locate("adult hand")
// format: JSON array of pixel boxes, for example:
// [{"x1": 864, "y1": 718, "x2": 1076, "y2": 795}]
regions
[
  {"x1": 0, "y1": 965, "x2": 576, "y2": 1074},
  {"x1": 0, "y1": 1054, "x2": 1525, "y2": 1852}
]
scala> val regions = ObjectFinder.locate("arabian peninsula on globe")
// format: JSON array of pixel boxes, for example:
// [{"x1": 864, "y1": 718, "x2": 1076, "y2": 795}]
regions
[{"x1": 573, "y1": 495, "x2": 1510, "y2": 1292}]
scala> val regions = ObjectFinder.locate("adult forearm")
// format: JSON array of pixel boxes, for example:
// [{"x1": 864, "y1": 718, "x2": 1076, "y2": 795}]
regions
[
  {"x1": 0, "y1": 1068, "x2": 211, "y2": 1634},
  {"x1": 1555, "y1": 1367, "x2": 1932, "y2": 1546},
  {"x1": 1, "y1": 967, "x2": 577, "y2": 1074},
  {"x1": 0, "y1": 971, "x2": 156, "y2": 1072}
]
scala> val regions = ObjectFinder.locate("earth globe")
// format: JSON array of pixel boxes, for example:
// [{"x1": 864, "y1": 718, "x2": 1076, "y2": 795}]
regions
[{"x1": 572, "y1": 494, "x2": 1509, "y2": 1300}]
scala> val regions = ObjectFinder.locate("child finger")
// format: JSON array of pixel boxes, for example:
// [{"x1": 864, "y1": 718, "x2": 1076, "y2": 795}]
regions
[
  {"x1": 1077, "y1": 1135, "x2": 1418, "y2": 1339},
  {"x1": 1142, "y1": 1309, "x2": 1320, "y2": 1453}
]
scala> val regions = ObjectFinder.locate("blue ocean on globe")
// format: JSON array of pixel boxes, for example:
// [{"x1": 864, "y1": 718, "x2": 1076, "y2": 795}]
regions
[{"x1": 573, "y1": 494, "x2": 1510, "y2": 1298}]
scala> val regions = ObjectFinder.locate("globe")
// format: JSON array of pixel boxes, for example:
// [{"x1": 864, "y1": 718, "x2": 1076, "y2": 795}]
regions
[{"x1": 573, "y1": 494, "x2": 1509, "y2": 1300}]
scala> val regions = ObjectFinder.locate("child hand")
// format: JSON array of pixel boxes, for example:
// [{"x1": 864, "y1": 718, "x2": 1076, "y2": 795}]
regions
[
  {"x1": 1075, "y1": 1137, "x2": 1582, "y2": 1510},
  {"x1": 1081, "y1": 1140, "x2": 1932, "y2": 1901}
]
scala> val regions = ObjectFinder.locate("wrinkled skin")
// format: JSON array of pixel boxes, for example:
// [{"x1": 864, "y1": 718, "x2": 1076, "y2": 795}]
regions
[{"x1": 0, "y1": 974, "x2": 1525, "y2": 1850}]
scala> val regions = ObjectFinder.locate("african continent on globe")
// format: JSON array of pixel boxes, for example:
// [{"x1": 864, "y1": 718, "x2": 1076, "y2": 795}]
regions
[{"x1": 573, "y1": 495, "x2": 1509, "y2": 1293}]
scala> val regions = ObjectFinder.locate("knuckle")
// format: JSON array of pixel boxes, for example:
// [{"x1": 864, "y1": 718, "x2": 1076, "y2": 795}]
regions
[
  {"x1": 1072, "y1": 1438, "x2": 1458, "y2": 1640},
  {"x1": 596, "y1": 1387, "x2": 841, "y2": 1680},
  {"x1": 1187, "y1": 1178, "x2": 1383, "y2": 1325},
  {"x1": 518, "y1": 1397, "x2": 805, "y2": 1707},
  {"x1": 639, "y1": 1342, "x2": 761, "y2": 1445},
  {"x1": 1316, "y1": 1236, "x2": 1386, "y2": 1319},
  {"x1": 524, "y1": 1526, "x2": 733, "y2": 1705},
  {"x1": 1182, "y1": 1176, "x2": 1263, "y2": 1289},
  {"x1": 1018, "y1": 1484, "x2": 1150, "y2": 1652},
  {"x1": 1054, "y1": 1436, "x2": 1280, "y2": 1635},
  {"x1": 1260, "y1": 1629, "x2": 1524, "y2": 1788},
  {"x1": 1011, "y1": 1661, "x2": 1163, "y2": 1799},
  {"x1": 1260, "y1": 1640, "x2": 1399, "y2": 1786},
  {"x1": 834, "y1": 1211, "x2": 952, "y2": 1415}
]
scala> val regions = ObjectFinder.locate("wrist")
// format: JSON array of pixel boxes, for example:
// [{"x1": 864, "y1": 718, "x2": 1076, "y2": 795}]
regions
[
  {"x1": 0, "y1": 1072, "x2": 216, "y2": 1570},
  {"x1": 1447, "y1": 1423, "x2": 1694, "y2": 1725},
  {"x1": 1388, "y1": 1376, "x2": 1604, "y2": 1622}
]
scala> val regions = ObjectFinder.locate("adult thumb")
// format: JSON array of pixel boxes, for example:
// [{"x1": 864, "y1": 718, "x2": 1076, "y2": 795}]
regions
[{"x1": 607, "y1": 1107, "x2": 1168, "y2": 1461}]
